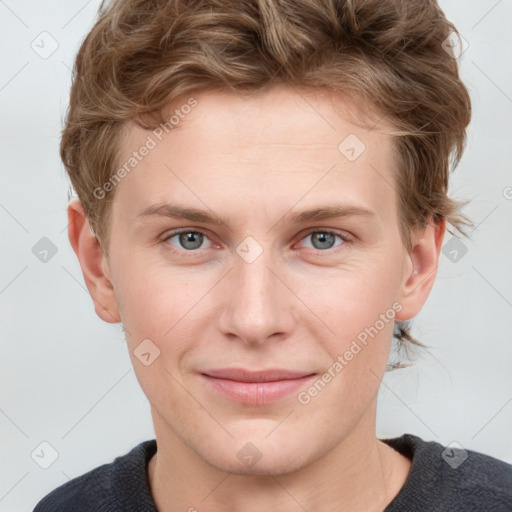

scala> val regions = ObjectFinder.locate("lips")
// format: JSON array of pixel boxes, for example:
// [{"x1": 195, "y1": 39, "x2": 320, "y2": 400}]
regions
[
  {"x1": 202, "y1": 368, "x2": 313, "y2": 382},
  {"x1": 200, "y1": 368, "x2": 316, "y2": 405}
]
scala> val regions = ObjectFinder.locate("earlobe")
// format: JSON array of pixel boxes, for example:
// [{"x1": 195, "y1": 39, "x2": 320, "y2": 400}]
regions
[
  {"x1": 394, "y1": 218, "x2": 446, "y2": 322},
  {"x1": 67, "y1": 199, "x2": 121, "y2": 324}
]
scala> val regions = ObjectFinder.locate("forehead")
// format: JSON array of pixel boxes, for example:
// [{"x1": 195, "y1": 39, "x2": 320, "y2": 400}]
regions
[
  {"x1": 143, "y1": 86, "x2": 389, "y2": 151},
  {"x1": 113, "y1": 86, "x2": 397, "y2": 226}
]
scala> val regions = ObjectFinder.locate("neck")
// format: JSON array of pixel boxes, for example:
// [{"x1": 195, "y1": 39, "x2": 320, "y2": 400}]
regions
[{"x1": 147, "y1": 407, "x2": 411, "y2": 512}]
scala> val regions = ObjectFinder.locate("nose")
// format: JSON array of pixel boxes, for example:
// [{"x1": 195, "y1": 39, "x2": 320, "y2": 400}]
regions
[{"x1": 216, "y1": 244, "x2": 296, "y2": 346}]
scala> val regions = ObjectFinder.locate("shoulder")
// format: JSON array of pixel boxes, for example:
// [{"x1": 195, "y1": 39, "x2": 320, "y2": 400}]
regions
[
  {"x1": 382, "y1": 433, "x2": 512, "y2": 512},
  {"x1": 33, "y1": 439, "x2": 157, "y2": 512}
]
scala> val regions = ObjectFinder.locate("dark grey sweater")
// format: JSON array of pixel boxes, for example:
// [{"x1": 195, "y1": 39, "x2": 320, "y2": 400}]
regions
[{"x1": 33, "y1": 434, "x2": 512, "y2": 511}]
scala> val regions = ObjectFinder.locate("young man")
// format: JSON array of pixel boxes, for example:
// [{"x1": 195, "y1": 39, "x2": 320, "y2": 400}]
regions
[{"x1": 34, "y1": 0, "x2": 512, "y2": 510}]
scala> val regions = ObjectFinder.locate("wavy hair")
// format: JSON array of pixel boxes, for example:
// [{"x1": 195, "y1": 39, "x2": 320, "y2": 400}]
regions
[{"x1": 61, "y1": 0, "x2": 474, "y2": 365}]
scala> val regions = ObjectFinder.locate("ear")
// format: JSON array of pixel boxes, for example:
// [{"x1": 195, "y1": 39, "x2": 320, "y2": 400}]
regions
[
  {"x1": 67, "y1": 199, "x2": 121, "y2": 323},
  {"x1": 395, "y1": 217, "x2": 446, "y2": 322}
]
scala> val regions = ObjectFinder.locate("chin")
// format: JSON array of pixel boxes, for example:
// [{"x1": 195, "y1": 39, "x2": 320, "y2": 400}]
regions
[
  {"x1": 206, "y1": 446, "x2": 311, "y2": 477},
  {"x1": 195, "y1": 427, "x2": 319, "y2": 477}
]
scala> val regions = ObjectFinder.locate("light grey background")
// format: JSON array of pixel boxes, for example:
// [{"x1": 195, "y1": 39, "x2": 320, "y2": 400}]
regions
[{"x1": 1, "y1": 1, "x2": 511, "y2": 510}]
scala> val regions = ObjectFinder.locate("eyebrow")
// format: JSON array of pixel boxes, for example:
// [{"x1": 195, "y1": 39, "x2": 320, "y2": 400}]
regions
[{"x1": 136, "y1": 202, "x2": 376, "y2": 226}]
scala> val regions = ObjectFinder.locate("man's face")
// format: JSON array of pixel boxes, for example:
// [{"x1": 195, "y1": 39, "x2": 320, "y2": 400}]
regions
[{"x1": 102, "y1": 86, "x2": 416, "y2": 474}]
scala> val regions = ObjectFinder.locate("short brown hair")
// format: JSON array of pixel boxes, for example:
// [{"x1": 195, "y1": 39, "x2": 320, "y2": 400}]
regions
[{"x1": 61, "y1": 0, "x2": 474, "y2": 361}]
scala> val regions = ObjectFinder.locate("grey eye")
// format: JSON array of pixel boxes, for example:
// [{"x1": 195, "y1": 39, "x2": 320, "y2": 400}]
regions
[
  {"x1": 309, "y1": 232, "x2": 338, "y2": 250},
  {"x1": 178, "y1": 231, "x2": 204, "y2": 250}
]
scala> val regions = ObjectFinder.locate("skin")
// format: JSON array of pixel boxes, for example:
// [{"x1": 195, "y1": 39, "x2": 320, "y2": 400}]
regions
[{"x1": 68, "y1": 85, "x2": 445, "y2": 512}]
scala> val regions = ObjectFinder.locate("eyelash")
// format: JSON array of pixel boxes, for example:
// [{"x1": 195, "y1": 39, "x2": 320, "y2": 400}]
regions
[{"x1": 161, "y1": 228, "x2": 352, "y2": 256}]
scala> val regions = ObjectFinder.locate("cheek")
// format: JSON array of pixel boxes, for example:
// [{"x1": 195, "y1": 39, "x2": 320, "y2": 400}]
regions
[
  {"x1": 115, "y1": 261, "x2": 216, "y2": 389},
  {"x1": 117, "y1": 264, "x2": 194, "y2": 408},
  {"x1": 307, "y1": 261, "x2": 400, "y2": 335},
  {"x1": 302, "y1": 257, "x2": 399, "y2": 388},
  {"x1": 114, "y1": 240, "x2": 401, "y2": 353},
  {"x1": 114, "y1": 256, "x2": 191, "y2": 335},
  {"x1": 309, "y1": 319, "x2": 394, "y2": 424}
]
